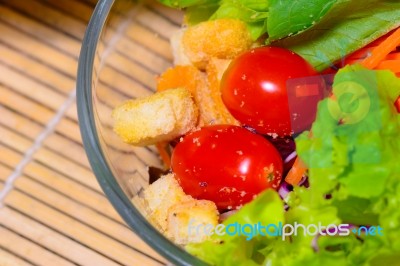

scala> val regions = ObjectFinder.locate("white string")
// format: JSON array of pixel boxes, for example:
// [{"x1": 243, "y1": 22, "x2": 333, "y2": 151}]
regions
[
  {"x1": 0, "y1": 2, "x2": 141, "y2": 206},
  {"x1": 0, "y1": 89, "x2": 76, "y2": 206}
]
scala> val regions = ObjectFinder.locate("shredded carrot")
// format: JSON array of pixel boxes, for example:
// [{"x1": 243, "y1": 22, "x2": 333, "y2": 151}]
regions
[
  {"x1": 156, "y1": 142, "x2": 171, "y2": 168},
  {"x1": 385, "y1": 52, "x2": 400, "y2": 60},
  {"x1": 346, "y1": 46, "x2": 375, "y2": 61},
  {"x1": 361, "y1": 27, "x2": 400, "y2": 69},
  {"x1": 156, "y1": 65, "x2": 202, "y2": 94},
  {"x1": 360, "y1": 29, "x2": 400, "y2": 111},
  {"x1": 375, "y1": 60, "x2": 400, "y2": 73},
  {"x1": 365, "y1": 31, "x2": 393, "y2": 47},
  {"x1": 339, "y1": 30, "x2": 397, "y2": 67},
  {"x1": 285, "y1": 157, "x2": 307, "y2": 186}
]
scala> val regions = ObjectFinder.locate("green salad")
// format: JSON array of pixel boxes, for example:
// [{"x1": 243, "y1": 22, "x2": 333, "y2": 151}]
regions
[
  {"x1": 121, "y1": 0, "x2": 400, "y2": 265},
  {"x1": 186, "y1": 65, "x2": 400, "y2": 265},
  {"x1": 159, "y1": 0, "x2": 400, "y2": 70}
]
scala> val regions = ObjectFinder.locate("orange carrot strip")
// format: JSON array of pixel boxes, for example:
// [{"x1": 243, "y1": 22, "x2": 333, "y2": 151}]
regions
[
  {"x1": 375, "y1": 60, "x2": 400, "y2": 73},
  {"x1": 344, "y1": 30, "x2": 393, "y2": 64},
  {"x1": 361, "y1": 27, "x2": 400, "y2": 69},
  {"x1": 156, "y1": 142, "x2": 171, "y2": 168},
  {"x1": 285, "y1": 157, "x2": 307, "y2": 186},
  {"x1": 340, "y1": 32, "x2": 389, "y2": 66},
  {"x1": 346, "y1": 47, "x2": 375, "y2": 60},
  {"x1": 156, "y1": 65, "x2": 202, "y2": 94},
  {"x1": 385, "y1": 52, "x2": 400, "y2": 60},
  {"x1": 365, "y1": 31, "x2": 392, "y2": 48}
]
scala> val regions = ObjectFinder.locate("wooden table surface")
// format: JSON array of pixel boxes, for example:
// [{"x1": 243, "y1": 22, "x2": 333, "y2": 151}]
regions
[{"x1": 0, "y1": 0, "x2": 171, "y2": 265}]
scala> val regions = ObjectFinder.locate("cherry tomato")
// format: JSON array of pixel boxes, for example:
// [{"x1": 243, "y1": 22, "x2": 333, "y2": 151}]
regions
[
  {"x1": 221, "y1": 46, "x2": 325, "y2": 136},
  {"x1": 171, "y1": 125, "x2": 283, "y2": 210}
]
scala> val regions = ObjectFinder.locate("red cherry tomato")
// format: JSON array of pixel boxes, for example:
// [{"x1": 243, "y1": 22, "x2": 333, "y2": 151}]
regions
[
  {"x1": 171, "y1": 125, "x2": 283, "y2": 210},
  {"x1": 221, "y1": 46, "x2": 325, "y2": 136}
]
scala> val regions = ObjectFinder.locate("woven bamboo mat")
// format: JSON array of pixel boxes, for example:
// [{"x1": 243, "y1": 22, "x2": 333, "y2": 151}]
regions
[{"x1": 0, "y1": 0, "x2": 175, "y2": 265}]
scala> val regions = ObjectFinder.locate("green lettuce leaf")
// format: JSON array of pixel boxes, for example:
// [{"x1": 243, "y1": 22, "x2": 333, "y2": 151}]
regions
[
  {"x1": 294, "y1": 65, "x2": 400, "y2": 264},
  {"x1": 267, "y1": 0, "x2": 336, "y2": 41},
  {"x1": 209, "y1": 0, "x2": 269, "y2": 40},
  {"x1": 275, "y1": 0, "x2": 400, "y2": 71},
  {"x1": 186, "y1": 66, "x2": 400, "y2": 265},
  {"x1": 185, "y1": 3, "x2": 220, "y2": 25},
  {"x1": 160, "y1": 0, "x2": 400, "y2": 68},
  {"x1": 186, "y1": 189, "x2": 284, "y2": 266}
]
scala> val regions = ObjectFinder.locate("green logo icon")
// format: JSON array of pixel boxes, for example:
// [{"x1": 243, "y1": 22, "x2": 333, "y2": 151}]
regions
[{"x1": 327, "y1": 81, "x2": 371, "y2": 124}]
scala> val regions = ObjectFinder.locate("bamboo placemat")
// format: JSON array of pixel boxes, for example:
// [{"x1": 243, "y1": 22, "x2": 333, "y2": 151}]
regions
[{"x1": 0, "y1": 0, "x2": 176, "y2": 265}]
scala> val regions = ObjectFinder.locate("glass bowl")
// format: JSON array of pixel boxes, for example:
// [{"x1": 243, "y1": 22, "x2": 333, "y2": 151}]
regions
[{"x1": 77, "y1": 0, "x2": 206, "y2": 265}]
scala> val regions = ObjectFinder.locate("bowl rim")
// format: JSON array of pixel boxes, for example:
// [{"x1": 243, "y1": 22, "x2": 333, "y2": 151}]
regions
[{"x1": 76, "y1": 0, "x2": 207, "y2": 265}]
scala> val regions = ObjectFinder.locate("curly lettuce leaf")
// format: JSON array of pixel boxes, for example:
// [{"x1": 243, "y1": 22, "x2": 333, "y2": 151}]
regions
[
  {"x1": 187, "y1": 66, "x2": 400, "y2": 265},
  {"x1": 294, "y1": 65, "x2": 400, "y2": 263},
  {"x1": 186, "y1": 189, "x2": 284, "y2": 266}
]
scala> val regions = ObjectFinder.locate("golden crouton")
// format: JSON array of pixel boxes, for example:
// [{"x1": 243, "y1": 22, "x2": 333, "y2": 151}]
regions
[
  {"x1": 155, "y1": 63, "x2": 239, "y2": 126},
  {"x1": 206, "y1": 58, "x2": 240, "y2": 126},
  {"x1": 182, "y1": 19, "x2": 252, "y2": 69},
  {"x1": 192, "y1": 57, "x2": 241, "y2": 126},
  {"x1": 166, "y1": 199, "x2": 219, "y2": 245},
  {"x1": 207, "y1": 57, "x2": 232, "y2": 81},
  {"x1": 139, "y1": 173, "x2": 220, "y2": 244},
  {"x1": 142, "y1": 173, "x2": 192, "y2": 231},
  {"x1": 170, "y1": 29, "x2": 192, "y2": 66},
  {"x1": 112, "y1": 88, "x2": 198, "y2": 146},
  {"x1": 192, "y1": 77, "x2": 220, "y2": 126}
]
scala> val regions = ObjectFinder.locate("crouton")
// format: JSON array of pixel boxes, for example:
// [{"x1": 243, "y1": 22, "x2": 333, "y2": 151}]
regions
[
  {"x1": 193, "y1": 58, "x2": 241, "y2": 126},
  {"x1": 207, "y1": 57, "x2": 232, "y2": 81},
  {"x1": 138, "y1": 173, "x2": 220, "y2": 244},
  {"x1": 142, "y1": 173, "x2": 192, "y2": 231},
  {"x1": 155, "y1": 65, "x2": 215, "y2": 126},
  {"x1": 166, "y1": 199, "x2": 219, "y2": 245},
  {"x1": 206, "y1": 58, "x2": 240, "y2": 126},
  {"x1": 170, "y1": 29, "x2": 191, "y2": 66},
  {"x1": 155, "y1": 63, "x2": 239, "y2": 126},
  {"x1": 112, "y1": 88, "x2": 198, "y2": 146},
  {"x1": 182, "y1": 19, "x2": 252, "y2": 69},
  {"x1": 193, "y1": 79, "x2": 221, "y2": 126}
]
